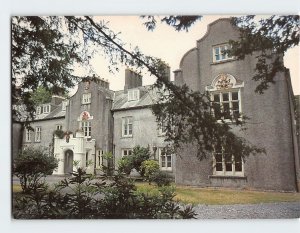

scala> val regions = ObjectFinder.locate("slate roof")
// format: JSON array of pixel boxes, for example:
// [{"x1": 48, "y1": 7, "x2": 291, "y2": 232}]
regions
[
  {"x1": 43, "y1": 103, "x2": 66, "y2": 119},
  {"x1": 112, "y1": 85, "x2": 162, "y2": 111}
]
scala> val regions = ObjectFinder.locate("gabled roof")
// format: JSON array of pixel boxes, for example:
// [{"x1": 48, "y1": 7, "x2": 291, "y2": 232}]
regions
[{"x1": 112, "y1": 85, "x2": 163, "y2": 111}]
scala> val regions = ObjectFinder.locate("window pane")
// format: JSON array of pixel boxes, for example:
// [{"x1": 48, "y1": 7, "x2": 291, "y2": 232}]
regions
[
  {"x1": 235, "y1": 155, "x2": 242, "y2": 172},
  {"x1": 222, "y1": 93, "x2": 229, "y2": 101},
  {"x1": 225, "y1": 154, "x2": 232, "y2": 172},
  {"x1": 221, "y1": 46, "x2": 226, "y2": 60},
  {"x1": 128, "y1": 150, "x2": 132, "y2": 156},
  {"x1": 215, "y1": 153, "x2": 222, "y2": 171},
  {"x1": 213, "y1": 94, "x2": 220, "y2": 102},
  {"x1": 232, "y1": 92, "x2": 239, "y2": 100},
  {"x1": 167, "y1": 156, "x2": 172, "y2": 167},
  {"x1": 161, "y1": 156, "x2": 166, "y2": 167},
  {"x1": 223, "y1": 103, "x2": 230, "y2": 119}
]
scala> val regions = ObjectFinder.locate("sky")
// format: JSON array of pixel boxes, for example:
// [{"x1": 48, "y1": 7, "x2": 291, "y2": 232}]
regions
[{"x1": 74, "y1": 15, "x2": 300, "y2": 95}]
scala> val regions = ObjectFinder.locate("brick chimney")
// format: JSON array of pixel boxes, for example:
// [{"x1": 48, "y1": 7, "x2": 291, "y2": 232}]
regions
[{"x1": 124, "y1": 68, "x2": 142, "y2": 92}]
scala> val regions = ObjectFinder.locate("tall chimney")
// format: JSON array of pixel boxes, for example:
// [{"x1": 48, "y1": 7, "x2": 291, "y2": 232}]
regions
[{"x1": 124, "y1": 68, "x2": 142, "y2": 92}]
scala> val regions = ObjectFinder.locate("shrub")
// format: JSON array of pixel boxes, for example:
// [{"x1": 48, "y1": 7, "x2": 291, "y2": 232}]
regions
[
  {"x1": 130, "y1": 146, "x2": 151, "y2": 176},
  {"x1": 13, "y1": 168, "x2": 197, "y2": 219},
  {"x1": 140, "y1": 160, "x2": 159, "y2": 183},
  {"x1": 117, "y1": 145, "x2": 151, "y2": 176},
  {"x1": 53, "y1": 129, "x2": 65, "y2": 139},
  {"x1": 152, "y1": 171, "x2": 173, "y2": 187},
  {"x1": 117, "y1": 157, "x2": 133, "y2": 175},
  {"x1": 13, "y1": 147, "x2": 58, "y2": 193}
]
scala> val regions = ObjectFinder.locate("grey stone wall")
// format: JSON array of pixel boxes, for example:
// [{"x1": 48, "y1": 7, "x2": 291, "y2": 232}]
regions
[
  {"x1": 65, "y1": 80, "x2": 114, "y2": 154},
  {"x1": 22, "y1": 117, "x2": 65, "y2": 153},
  {"x1": 113, "y1": 107, "x2": 175, "y2": 175},
  {"x1": 175, "y1": 18, "x2": 298, "y2": 191}
]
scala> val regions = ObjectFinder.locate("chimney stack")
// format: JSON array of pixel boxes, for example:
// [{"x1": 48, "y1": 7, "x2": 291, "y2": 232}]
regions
[{"x1": 124, "y1": 68, "x2": 143, "y2": 92}]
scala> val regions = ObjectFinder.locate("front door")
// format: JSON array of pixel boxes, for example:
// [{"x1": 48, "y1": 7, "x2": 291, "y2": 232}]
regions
[{"x1": 64, "y1": 150, "x2": 74, "y2": 174}]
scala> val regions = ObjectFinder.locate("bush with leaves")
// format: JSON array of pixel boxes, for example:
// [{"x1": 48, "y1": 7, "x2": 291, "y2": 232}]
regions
[
  {"x1": 152, "y1": 171, "x2": 173, "y2": 187},
  {"x1": 117, "y1": 145, "x2": 151, "y2": 176},
  {"x1": 140, "y1": 160, "x2": 160, "y2": 183},
  {"x1": 117, "y1": 156, "x2": 133, "y2": 175},
  {"x1": 13, "y1": 147, "x2": 58, "y2": 193},
  {"x1": 13, "y1": 166, "x2": 197, "y2": 219}
]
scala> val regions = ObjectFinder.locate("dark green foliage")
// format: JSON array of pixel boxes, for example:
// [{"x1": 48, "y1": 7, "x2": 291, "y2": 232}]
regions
[
  {"x1": 152, "y1": 171, "x2": 173, "y2": 187},
  {"x1": 13, "y1": 147, "x2": 58, "y2": 193},
  {"x1": 131, "y1": 146, "x2": 151, "y2": 175},
  {"x1": 140, "y1": 160, "x2": 160, "y2": 183},
  {"x1": 117, "y1": 156, "x2": 133, "y2": 175},
  {"x1": 230, "y1": 15, "x2": 299, "y2": 93},
  {"x1": 30, "y1": 87, "x2": 52, "y2": 105},
  {"x1": 13, "y1": 168, "x2": 197, "y2": 219},
  {"x1": 12, "y1": 16, "x2": 84, "y2": 120},
  {"x1": 53, "y1": 129, "x2": 65, "y2": 139},
  {"x1": 141, "y1": 15, "x2": 202, "y2": 31},
  {"x1": 117, "y1": 145, "x2": 151, "y2": 176}
]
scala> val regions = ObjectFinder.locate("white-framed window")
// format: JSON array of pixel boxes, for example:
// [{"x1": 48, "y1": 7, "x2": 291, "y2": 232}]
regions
[
  {"x1": 36, "y1": 106, "x2": 41, "y2": 115},
  {"x1": 122, "y1": 116, "x2": 133, "y2": 137},
  {"x1": 213, "y1": 144, "x2": 244, "y2": 176},
  {"x1": 128, "y1": 89, "x2": 140, "y2": 101},
  {"x1": 121, "y1": 149, "x2": 132, "y2": 157},
  {"x1": 25, "y1": 128, "x2": 31, "y2": 142},
  {"x1": 158, "y1": 148, "x2": 172, "y2": 171},
  {"x1": 80, "y1": 121, "x2": 91, "y2": 137},
  {"x1": 213, "y1": 44, "x2": 232, "y2": 62},
  {"x1": 56, "y1": 125, "x2": 62, "y2": 131},
  {"x1": 62, "y1": 100, "x2": 68, "y2": 111},
  {"x1": 42, "y1": 104, "x2": 51, "y2": 114},
  {"x1": 96, "y1": 150, "x2": 104, "y2": 168},
  {"x1": 82, "y1": 93, "x2": 91, "y2": 104},
  {"x1": 211, "y1": 90, "x2": 241, "y2": 121},
  {"x1": 35, "y1": 126, "x2": 41, "y2": 142}
]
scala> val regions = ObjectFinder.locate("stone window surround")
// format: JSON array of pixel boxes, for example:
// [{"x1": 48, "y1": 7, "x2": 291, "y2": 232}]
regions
[
  {"x1": 122, "y1": 116, "x2": 133, "y2": 137},
  {"x1": 158, "y1": 147, "x2": 172, "y2": 171},
  {"x1": 212, "y1": 43, "x2": 233, "y2": 63},
  {"x1": 121, "y1": 148, "x2": 132, "y2": 157},
  {"x1": 34, "y1": 126, "x2": 41, "y2": 142}
]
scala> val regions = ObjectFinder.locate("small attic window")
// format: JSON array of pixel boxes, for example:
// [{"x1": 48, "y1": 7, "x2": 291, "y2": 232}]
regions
[{"x1": 128, "y1": 89, "x2": 140, "y2": 101}]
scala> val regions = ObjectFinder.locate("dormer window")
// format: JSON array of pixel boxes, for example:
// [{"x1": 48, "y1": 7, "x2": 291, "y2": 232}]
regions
[
  {"x1": 82, "y1": 93, "x2": 91, "y2": 104},
  {"x1": 43, "y1": 104, "x2": 50, "y2": 114},
  {"x1": 36, "y1": 106, "x2": 41, "y2": 115},
  {"x1": 213, "y1": 44, "x2": 232, "y2": 62},
  {"x1": 128, "y1": 89, "x2": 139, "y2": 101}
]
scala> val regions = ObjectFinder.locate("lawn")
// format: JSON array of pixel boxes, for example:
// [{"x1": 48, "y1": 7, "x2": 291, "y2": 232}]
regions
[
  {"x1": 135, "y1": 182, "x2": 300, "y2": 205},
  {"x1": 13, "y1": 182, "x2": 300, "y2": 205}
]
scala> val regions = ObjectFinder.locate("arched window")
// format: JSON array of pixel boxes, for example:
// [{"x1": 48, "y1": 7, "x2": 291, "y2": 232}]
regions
[{"x1": 206, "y1": 74, "x2": 244, "y2": 121}]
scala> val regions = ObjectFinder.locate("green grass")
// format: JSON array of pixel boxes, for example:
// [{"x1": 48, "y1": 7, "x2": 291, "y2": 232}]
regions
[
  {"x1": 135, "y1": 182, "x2": 300, "y2": 205},
  {"x1": 13, "y1": 182, "x2": 300, "y2": 205}
]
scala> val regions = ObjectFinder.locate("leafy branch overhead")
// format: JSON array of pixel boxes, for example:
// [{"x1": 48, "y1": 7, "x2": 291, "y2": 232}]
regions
[{"x1": 12, "y1": 15, "x2": 296, "y2": 160}]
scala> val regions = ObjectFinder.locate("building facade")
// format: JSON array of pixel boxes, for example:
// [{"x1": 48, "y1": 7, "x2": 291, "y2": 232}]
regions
[
  {"x1": 13, "y1": 18, "x2": 299, "y2": 192},
  {"x1": 173, "y1": 18, "x2": 299, "y2": 192}
]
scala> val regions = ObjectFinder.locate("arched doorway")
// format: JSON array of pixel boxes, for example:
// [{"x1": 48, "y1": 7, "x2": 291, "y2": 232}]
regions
[{"x1": 64, "y1": 150, "x2": 74, "y2": 174}]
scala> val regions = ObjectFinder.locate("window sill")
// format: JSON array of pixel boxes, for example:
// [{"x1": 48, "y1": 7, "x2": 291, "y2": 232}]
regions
[
  {"x1": 211, "y1": 58, "x2": 236, "y2": 65},
  {"x1": 160, "y1": 168, "x2": 173, "y2": 172},
  {"x1": 121, "y1": 135, "x2": 133, "y2": 139},
  {"x1": 209, "y1": 175, "x2": 246, "y2": 180}
]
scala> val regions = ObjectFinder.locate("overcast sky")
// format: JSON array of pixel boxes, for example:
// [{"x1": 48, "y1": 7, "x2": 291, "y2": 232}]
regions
[{"x1": 74, "y1": 15, "x2": 300, "y2": 95}]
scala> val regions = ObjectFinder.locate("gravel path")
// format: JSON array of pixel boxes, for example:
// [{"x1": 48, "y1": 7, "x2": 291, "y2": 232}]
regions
[{"x1": 193, "y1": 202, "x2": 300, "y2": 219}]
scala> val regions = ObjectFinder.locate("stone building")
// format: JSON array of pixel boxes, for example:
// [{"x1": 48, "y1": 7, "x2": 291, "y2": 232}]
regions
[
  {"x1": 173, "y1": 18, "x2": 299, "y2": 192},
  {"x1": 13, "y1": 18, "x2": 299, "y2": 192}
]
